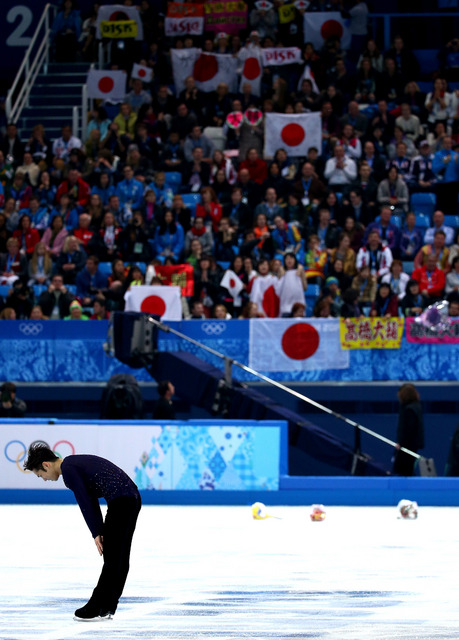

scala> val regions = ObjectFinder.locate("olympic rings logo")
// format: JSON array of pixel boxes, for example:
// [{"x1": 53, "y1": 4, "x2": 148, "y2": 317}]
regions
[
  {"x1": 19, "y1": 323, "x2": 43, "y2": 336},
  {"x1": 4, "y1": 439, "x2": 75, "y2": 473},
  {"x1": 201, "y1": 322, "x2": 227, "y2": 336}
]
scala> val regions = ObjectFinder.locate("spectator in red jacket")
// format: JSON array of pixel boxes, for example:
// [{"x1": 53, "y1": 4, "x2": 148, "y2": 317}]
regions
[
  {"x1": 239, "y1": 148, "x2": 268, "y2": 185},
  {"x1": 73, "y1": 213, "x2": 94, "y2": 251},
  {"x1": 195, "y1": 186, "x2": 222, "y2": 233},
  {"x1": 412, "y1": 253, "x2": 446, "y2": 301},
  {"x1": 56, "y1": 168, "x2": 91, "y2": 209},
  {"x1": 12, "y1": 214, "x2": 40, "y2": 256}
]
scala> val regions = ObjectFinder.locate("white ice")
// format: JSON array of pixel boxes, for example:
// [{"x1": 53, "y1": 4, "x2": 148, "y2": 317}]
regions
[{"x1": 1, "y1": 504, "x2": 459, "y2": 639}]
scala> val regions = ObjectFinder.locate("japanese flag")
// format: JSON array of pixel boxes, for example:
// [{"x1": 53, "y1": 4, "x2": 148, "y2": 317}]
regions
[
  {"x1": 124, "y1": 285, "x2": 182, "y2": 320},
  {"x1": 220, "y1": 270, "x2": 244, "y2": 305},
  {"x1": 171, "y1": 49, "x2": 238, "y2": 94},
  {"x1": 239, "y1": 51, "x2": 262, "y2": 97},
  {"x1": 303, "y1": 12, "x2": 351, "y2": 50},
  {"x1": 250, "y1": 274, "x2": 280, "y2": 318},
  {"x1": 264, "y1": 112, "x2": 322, "y2": 157},
  {"x1": 249, "y1": 318, "x2": 349, "y2": 372},
  {"x1": 297, "y1": 64, "x2": 320, "y2": 94},
  {"x1": 131, "y1": 63, "x2": 153, "y2": 83},
  {"x1": 86, "y1": 69, "x2": 127, "y2": 100}
]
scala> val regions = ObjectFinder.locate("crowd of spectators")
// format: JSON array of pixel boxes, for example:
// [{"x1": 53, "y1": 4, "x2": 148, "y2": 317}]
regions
[{"x1": 2, "y1": 0, "x2": 459, "y2": 321}]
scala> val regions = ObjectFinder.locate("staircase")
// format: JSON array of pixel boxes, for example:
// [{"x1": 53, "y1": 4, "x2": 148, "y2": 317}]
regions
[{"x1": 18, "y1": 62, "x2": 90, "y2": 141}]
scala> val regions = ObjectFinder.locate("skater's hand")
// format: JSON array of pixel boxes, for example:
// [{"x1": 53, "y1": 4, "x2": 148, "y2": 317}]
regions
[{"x1": 95, "y1": 535, "x2": 103, "y2": 556}]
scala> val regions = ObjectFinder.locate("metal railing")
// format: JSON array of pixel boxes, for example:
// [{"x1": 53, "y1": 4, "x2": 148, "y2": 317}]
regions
[{"x1": 5, "y1": 3, "x2": 56, "y2": 124}]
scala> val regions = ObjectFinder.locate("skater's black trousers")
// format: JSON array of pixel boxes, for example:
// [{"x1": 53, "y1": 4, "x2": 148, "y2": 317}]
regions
[{"x1": 91, "y1": 494, "x2": 141, "y2": 612}]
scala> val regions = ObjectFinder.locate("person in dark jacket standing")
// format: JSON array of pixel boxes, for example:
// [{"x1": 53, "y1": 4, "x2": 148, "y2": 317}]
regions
[
  {"x1": 24, "y1": 444, "x2": 141, "y2": 621},
  {"x1": 393, "y1": 383, "x2": 424, "y2": 476},
  {"x1": 153, "y1": 380, "x2": 176, "y2": 419}
]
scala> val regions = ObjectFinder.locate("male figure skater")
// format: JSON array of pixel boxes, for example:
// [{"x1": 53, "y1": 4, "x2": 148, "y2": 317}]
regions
[{"x1": 24, "y1": 444, "x2": 141, "y2": 621}]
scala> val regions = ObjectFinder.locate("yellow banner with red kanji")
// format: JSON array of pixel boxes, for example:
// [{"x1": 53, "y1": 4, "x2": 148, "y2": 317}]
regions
[{"x1": 340, "y1": 317, "x2": 404, "y2": 349}]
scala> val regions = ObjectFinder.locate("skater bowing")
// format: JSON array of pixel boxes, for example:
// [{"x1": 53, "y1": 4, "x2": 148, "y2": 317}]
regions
[{"x1": 24, "y1": 444, "x2": 141, "y2": 621}]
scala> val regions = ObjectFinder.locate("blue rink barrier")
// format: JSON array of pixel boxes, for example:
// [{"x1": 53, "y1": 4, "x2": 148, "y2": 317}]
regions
[
  {"x1": 1, "y1": 419, "x2": 459, "y2": 506},
  {"x1": 1, "y1": 319, "x2": 459, "y2": 382}
]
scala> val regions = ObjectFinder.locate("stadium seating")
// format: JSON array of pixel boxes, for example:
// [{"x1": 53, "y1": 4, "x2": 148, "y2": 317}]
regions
[
  {"x1": 443, "y1": 215, "x2": 459, "y2": 229},
  {"x1": 414, "y1": 213, "x2": 431, "y2": 228},
  {"x1": 410, "y1": 192, "x2": 436, "y2": 217},
  {"x1": 165, "y1": 172, "x2": 182, "y2": 194}
]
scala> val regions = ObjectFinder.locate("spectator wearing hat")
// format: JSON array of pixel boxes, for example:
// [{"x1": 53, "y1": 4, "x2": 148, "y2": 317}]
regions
[
  {"x1": 408, "y1": 140, "x2": 436, "y2": 192},
  {"x1": 65, "y1": 299, "x2": 89, "y2": 320}
]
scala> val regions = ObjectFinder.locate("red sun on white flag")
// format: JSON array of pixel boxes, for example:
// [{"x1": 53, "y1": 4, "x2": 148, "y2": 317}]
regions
[
  {"x1": 243, "y1": 57, "x2": 261, "y2": 80},
  {"x1": 140, "y1": 295, "x2": 167, "y2": 316},
  {"x1": 98, "y1": 76, "x2": 114, "y2": 93},
  {"x1": 193, "y1": 54, "x2": 219, "y2": 82},
  {"x1": 320, "y1": 19, "x2": 343, "y2": 41},
  {"x1": 281, "y1": 323, "x2": 319, "y2": 360},
  {"x1": 281, "y1": 123, "x2": 305, "y2": 147}
]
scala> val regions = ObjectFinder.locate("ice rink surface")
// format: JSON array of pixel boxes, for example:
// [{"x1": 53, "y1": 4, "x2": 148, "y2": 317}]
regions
[{"x1": 1, "y1": 503, "x2": 459, "y2": 640}]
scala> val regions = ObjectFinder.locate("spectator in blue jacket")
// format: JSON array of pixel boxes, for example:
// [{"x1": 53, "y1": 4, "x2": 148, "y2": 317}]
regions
[
  {"x1": 51, "y1": 0, "x2": 82, "y2": 62},
  {"x1": 432, "y1": 136, "x2": 459, "y2": 214},
  {"x1": 50, "y1": 193, "x2": 80, "y2": 231},
  {"x1": 364, "y1": 205, "x2": 400, "y2": 255},
  {"x1": 153, "y1": 211, "x2": 185, "y2": 262},
  {"x1": 115, "y1": 165, "x2": 144, "y2": 220},
  {"x1": 398, "y1": 212, "x2": 424, "y2": 261},
  {"x1": 23, "y1": 195, "x2": 50, "y2": 231},
  {"x1": 75, "y1": 255, "x2": 108, "y2": 306}
]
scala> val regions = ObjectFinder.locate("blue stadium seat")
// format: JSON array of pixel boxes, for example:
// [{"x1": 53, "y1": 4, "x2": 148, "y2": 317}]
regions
[
  {"x1": 411, "y1": 192, "x2": 436, "y2": 217},
  {"x1": 415, "y1": 213, "x2": 431, "y2": 229},
  {"x1": 375, "y1": 214, "x2": 402, "y2": 229},
  {"x1": 305, "y1": 285, "x2": 321, "y2": 316},
  {"x1": 443, "y1": 215, "x2": 459, "y2": 229},
  {"x1": 33, "y1": 284, "x2": 48, "y2": 298},
  {"x1": 217, "y1": 261, "x2": 230, "y2": 270},
  {"x1": 0, "y1": 285, "x2": 11, "y2": 299},
  {"x1": 181, "y1": 193, "x2": 201, "y2": 216},
  {"x1": 67, "y1": 285, "x2": 77, "y2": 295},
  {"x1": 413, "y1": 49, "x2": 440, "y2": 79},
  {"x1": 98, "y1": 262, "x2": 113, "y2": 276},
  {"x1": 402, "y1": 261, "x2": 414, "y2": 275},
  {"x1": 132, "y1": 262, "x2": 146, "y2": 274},
  {"x1": 165, "y1": 172, "x2": 182, "y2": 191}
]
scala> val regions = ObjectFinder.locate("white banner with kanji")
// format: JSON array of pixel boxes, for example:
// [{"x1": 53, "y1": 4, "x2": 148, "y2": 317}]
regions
[
  {"x1": 124, "y1": 285, "x2": 182, "y2": 320},
  {"x1": 264, "y1": 112, "x2": 322, "y2": 157},
  {"x1": 249, "y1": 318, "x2": 349, "y2": 372},
  {"x1": 165, "y1": 3, "x2": 205, "y2": 36}
]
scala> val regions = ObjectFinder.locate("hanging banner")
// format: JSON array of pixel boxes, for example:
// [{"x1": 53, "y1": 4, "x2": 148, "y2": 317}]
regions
[
  {"x1": 154, "y1": 264, "x2": 195, "y2": 297},
  {"x1": 405, "y1": 318, "x2": 459, "y2": 343},
  {"x1": 249, "y1": 318, "x2": 349, "y2": 372},
  {"x1": 279, "y1": 3, "x2": 295, "y2": 24},
  {"x1": 340, "y1": 318, "x2": 405, "y2": 349},
  {"x1": 165, "y1": 3, "x2": 205, "y2": 36},
  {"x1": 96, "y1": 4, "x2": 144, "y2": 40},
  {"x1": 204, "y1": 1, "x2": 248, "y2": 34},
  {"x1": 262, "y1": 47, "x2": 302, "y2": 66}
]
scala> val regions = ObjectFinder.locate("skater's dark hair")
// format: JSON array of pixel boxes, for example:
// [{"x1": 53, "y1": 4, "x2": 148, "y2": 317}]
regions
[{"x1": 23, "y1": 444, "x2": 59, "y2": 472}]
